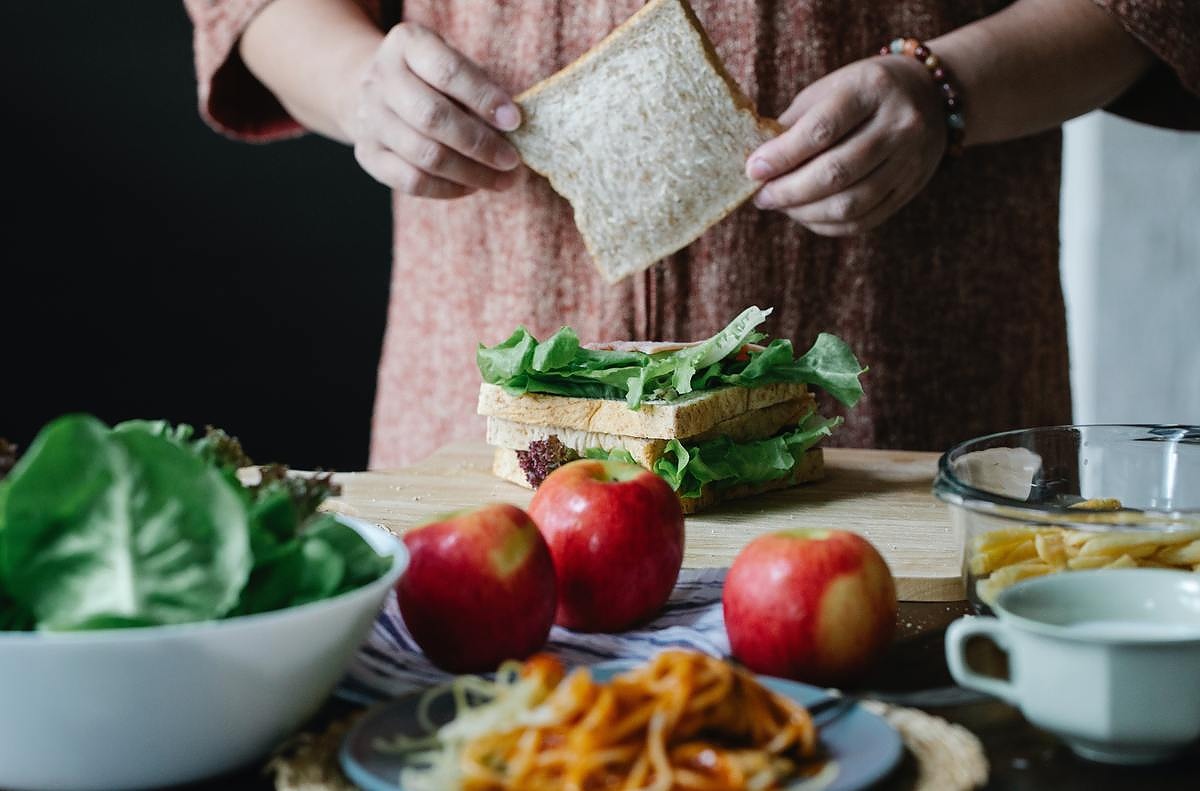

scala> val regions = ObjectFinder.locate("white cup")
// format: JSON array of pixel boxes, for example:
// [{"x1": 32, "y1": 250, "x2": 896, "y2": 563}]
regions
[{"x1": 945, "y1": 569, "x2": 1200, "y2": 764}]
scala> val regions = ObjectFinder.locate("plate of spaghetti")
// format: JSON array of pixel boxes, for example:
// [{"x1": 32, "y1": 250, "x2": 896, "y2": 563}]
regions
[{"x1": 339, "y1": 650, "x2": 903, "y2": 791}]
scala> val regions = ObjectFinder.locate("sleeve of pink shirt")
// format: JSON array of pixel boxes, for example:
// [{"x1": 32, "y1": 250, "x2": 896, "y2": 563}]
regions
[
  {"x1": 1091, "y1": 0, "x2": 1200, "y2": 129},
  {"x1": 182, "y1": 0, "x2": 388, "y2": 141},
  {"x1": 182, "y1": 0, "x2": 301, "y2": 141}
]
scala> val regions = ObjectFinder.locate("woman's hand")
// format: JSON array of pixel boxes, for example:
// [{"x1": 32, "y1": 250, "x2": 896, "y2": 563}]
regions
[
  {"x1": 747, "y1": 56, "x2": 946, "y2": 236},
  {"x1": 348, "y1": 22, "x2": 523, "y2": 198}
]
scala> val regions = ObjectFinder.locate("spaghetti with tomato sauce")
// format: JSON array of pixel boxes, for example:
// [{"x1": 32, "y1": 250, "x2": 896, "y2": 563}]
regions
[{"x1": 379, "y1": 650, "x2": 820, "y2": 791}]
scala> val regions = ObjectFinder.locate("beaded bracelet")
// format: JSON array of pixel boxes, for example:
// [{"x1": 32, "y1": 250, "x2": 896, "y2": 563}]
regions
[{"x1": 879, "y1": 37, "x2": 965, "y2": 157}]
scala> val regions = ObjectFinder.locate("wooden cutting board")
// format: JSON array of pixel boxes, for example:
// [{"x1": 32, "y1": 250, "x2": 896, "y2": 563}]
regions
[{"x1": 325, "y1": 442, "x2": 964, "y2": 601}]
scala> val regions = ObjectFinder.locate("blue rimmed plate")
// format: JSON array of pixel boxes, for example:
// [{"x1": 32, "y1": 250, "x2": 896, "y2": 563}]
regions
[{"x1": 340, "y1": 660, "x2": 904, "y2": 791}]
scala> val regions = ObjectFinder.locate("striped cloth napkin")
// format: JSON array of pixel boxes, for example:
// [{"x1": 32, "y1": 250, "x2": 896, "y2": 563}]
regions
[{"x1": 339, "y1": 568, "x2": 730, "y2": 704}]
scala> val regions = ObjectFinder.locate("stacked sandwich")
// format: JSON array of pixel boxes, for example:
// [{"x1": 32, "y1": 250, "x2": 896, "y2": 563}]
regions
[
  {"x1": 483, "y1": 4, "x2": 864, "y2": 512},
  {"x1": 477, "y1": 307, "x2": 865, "y2": 513}
]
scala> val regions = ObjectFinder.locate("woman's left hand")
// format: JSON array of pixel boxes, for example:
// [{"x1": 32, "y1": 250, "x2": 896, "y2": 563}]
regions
[{"x1": 747, "y1": 55, "x2": 948, "y2": 236}]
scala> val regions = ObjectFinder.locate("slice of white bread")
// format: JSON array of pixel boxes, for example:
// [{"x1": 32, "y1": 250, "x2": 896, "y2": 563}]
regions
[
  {"x1": 491, "y1": 445, "x2": 825, "y2": 514},
  {"x1": 507, "y1": 0, "x2": 780, "y2": 283},
  {"x1": 477, "y1": 382, "x2": 810, "y2": 440},
  {"x1": 486, "y1": 396, "x2": 814, "y2": 469},
  {"x1": 686, "y1": 395, "x2": 814, "y2": 443}
]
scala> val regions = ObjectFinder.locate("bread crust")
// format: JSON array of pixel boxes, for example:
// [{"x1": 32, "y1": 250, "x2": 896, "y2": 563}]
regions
[
  {"x1": 672, "y1": 0, "x2": 784, "y2": 137},
  {"x1": 477, "y1": 382, "x2": 810, "y2": 440},
  {"x1": 513, "y1": 0, "x2": 673, "y2": 106},
  {"x1": 486, "y1": 396, "x2": 815, "y2": 467},
  {"x1": 514, "y1": 0, "x2": 781, "y2": 138}
]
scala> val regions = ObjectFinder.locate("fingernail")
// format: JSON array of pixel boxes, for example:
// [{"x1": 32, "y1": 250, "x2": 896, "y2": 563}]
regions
[
  {"x1": 494, "y1": 102, "x2": 521, "y2": 131},
  {"x1": 753, "y1": 187, "x2": 774, "y2": 209},
  {"x1": 496, "y1": 145, "x2": 520, "y2": 170},
  {"x1": 747, "y1": 156, "x2": 772, "y2": 180}
]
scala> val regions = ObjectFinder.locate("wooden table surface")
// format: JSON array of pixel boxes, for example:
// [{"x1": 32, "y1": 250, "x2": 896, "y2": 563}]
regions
[
  {"x1": 323, "y1": 442, "x2": 965, "y2": 601},
  {"x1": 190, "y1": 445, "x2": 1199, "y2": 789}
]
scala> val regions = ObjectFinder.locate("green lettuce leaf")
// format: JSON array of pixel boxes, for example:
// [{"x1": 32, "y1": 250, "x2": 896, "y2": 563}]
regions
[
  {"x1": 1, "y1": 416, "x2": 390, "y2": 631},
  {"x1": 306, "y1": 515, "x2": 393, "y2": 594},
  {"x1": 113, "y1": 419, "x2": 197, "y2": 446},
  {"x1": 0, "y1": 415, "x2": 253, "y2": 630},
  {"x1": 0, "y1": 479, "x2": 32, "y2": 630},
  {"x1": 530, "y1": 326, "x2": 581, "y2": 372},
  {"x1": 666, "y1": 306, "x2": 773, "y2": 395},
  {"x1": 476, "y1": 327, "x2": 538, "y2": 384},
  {"x1": 234, "y1": 514, "x2": 392, "y2": 616},
  {"x1": 652, "y1": 413, "x2": 843, "y2": 499},
  {"x1": 0, "y1": 594, "x2": 34, "y2": 631},
  {"x1": 583, "y1": 447, "x2": 638, "y2": 465},
  {"x1": 719, "y1": 334, "x2": 866, "y2": 407},
  {"x1": 232, "y1": 536, "x2": 306, "y2": 616},
  {"x1": 477, "y1": 307, "x2": 865, "y2": 410},
  {"x1": 479, "y1": 326, "x2": 649, "y2": 402},
  {"x1": 651, "y1": 441, "x2": 691, "y2": 492}
]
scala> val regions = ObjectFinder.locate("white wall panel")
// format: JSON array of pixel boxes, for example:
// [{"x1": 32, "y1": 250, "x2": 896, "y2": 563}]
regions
[{"x1": 1060, "y1": 113, "x2": 1200, "y2": 425}]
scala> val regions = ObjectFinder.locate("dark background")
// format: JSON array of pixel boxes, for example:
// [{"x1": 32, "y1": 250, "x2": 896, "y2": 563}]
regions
[{"x1": 3, "y1": 3, "x2": 392, "y2": 470}]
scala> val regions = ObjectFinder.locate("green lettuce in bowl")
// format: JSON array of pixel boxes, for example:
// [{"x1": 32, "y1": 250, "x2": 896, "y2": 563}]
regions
[{"x1": 0, "y1": 415, "x2": 391, "y2": 632}]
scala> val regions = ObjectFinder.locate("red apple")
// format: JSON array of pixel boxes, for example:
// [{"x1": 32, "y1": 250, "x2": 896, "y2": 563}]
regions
[
  {"x1": 396, "y1": 503, "x2": 556, "y2": 672},
  {"x1": 723, "y1": 529, "x2": 897, "y2": 686},
  {"x1": 528, "y1": 459, "x2": 684, "y2": 632}
]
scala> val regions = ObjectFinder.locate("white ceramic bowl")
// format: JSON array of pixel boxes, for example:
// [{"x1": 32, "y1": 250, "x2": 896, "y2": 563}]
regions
[{"x1": 0, "y1": 517, "x2": 407, "y2": 791}]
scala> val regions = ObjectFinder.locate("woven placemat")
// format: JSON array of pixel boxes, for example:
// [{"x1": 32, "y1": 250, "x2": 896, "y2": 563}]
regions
[
  {"x1": 267, "y1": 712, "x2": 361, "y2": 791},
  {"x1": 862, "y1": 701, "x2": 989, "y2": 790},
  {"x1": 268, "y1": 701, "x2": 988, "y2": 791}
]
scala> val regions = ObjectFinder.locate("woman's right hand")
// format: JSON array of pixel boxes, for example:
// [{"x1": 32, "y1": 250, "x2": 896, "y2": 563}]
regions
[{"x1": 348, "y1": 22, "x2": 523, "y2": 198}]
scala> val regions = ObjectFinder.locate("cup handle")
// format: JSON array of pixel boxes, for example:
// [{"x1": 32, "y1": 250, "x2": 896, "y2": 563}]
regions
[{"x1": 945, "y1": 617, "x2": 1019, "y2": 705}]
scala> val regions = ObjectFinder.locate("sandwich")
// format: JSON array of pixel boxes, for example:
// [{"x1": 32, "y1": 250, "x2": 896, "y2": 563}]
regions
[
  {"x1": 507, "y1": 0, "x2": 780, "y2": 283},
  {"x1": 476, "y1": 307, "x2": 865, "y2": 513}
]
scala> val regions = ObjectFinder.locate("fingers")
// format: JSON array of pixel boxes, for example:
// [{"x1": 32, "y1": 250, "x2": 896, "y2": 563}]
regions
[
  {"x1": 799, "y1": 188, "x2": 906, "y2": 237},
  {"x1": 354, "y1": 142, "x2": 478, "y2": 199},
  {"x1": 749, "y1": 56, "x2": 949, "y2": 235},
  {"x1": 382, "y1": 64, "x2": 521, "y2": 173},
  {"x1": 753, "y1": 113, "x2": 893, "y2": 210},
  {"x1": 776, "y1": 78, "x2": 828, "y2": 128},
  {"x1": 354, "y1": 23, "x2": 523, "y2": 196},
  {"x1": 377, "y1": 110, "x2": 520, "y2": 191},
  {"x1": 781, "y1": 155, "x2": 906, "y2": 226},
  {"x1": 394, "y1": 23, "x2": 522, "y2": 132},
  {"x1": 747, "y1": 81, "x2": 874, "y2": 181}
]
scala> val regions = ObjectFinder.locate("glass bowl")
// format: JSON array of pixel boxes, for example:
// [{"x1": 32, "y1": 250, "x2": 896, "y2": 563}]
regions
[{"x1": 933, "y1": 425, "x2": 1200, "y2": 610}]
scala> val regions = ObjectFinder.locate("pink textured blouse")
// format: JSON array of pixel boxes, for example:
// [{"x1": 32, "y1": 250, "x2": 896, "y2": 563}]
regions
[{"x1": 185, "y1": 0, "x2": 1199, "y2": 468}]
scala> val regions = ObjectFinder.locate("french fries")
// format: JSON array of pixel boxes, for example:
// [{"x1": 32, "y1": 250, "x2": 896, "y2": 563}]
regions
[
  {"x1": 1156, "y1": 542, "x2": 1200, "y2": 566},
  {"x1": 971, "y1": 524, "x2": 1200, "y2": 604},
  {"x1": 1068, "y1": 498, "x2": 1124, "y2": 512}
]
